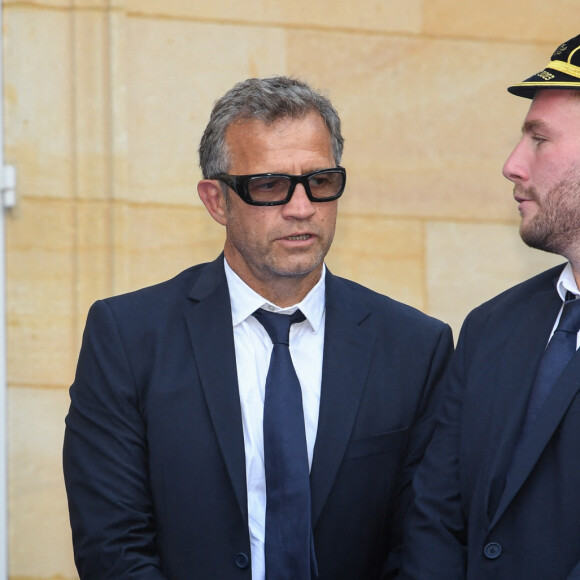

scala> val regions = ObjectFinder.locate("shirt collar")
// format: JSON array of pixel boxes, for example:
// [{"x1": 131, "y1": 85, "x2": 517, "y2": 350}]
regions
[
  {"x1": 223, "y1": 258, "x2": 326, "y2": 333},
  {"x1": 556, "y1": 262, "x2": 580, "y2": 301}
]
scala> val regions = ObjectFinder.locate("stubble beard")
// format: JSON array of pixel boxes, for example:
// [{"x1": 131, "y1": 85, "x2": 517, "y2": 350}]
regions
[
  {"x1": 518, "y1": 168, "x2": 580, "y2": 258},
  {"x1": 262, "y1": 228, "x2": 334, "y2": 280},
  {"x1": 226, "y1": 218, "x2": 334, "y2": 286},
  {"x1": 265, "y1": 246, "x2": 328, "y2": 279}
]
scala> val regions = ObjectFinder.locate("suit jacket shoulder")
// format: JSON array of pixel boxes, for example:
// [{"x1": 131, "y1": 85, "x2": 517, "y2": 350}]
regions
[
  {"x1": 102, "y1": 259, "x2": 220, "y2": 314},
  {"x1": 450, "y1": 262, "x2": 565, "y2": 352},
  {"x1": 326, "y1": 272, "x2": 449, "y2": 335},
  {"x1": 465, "y1": 263, "x2": 565, "y2": 324}
]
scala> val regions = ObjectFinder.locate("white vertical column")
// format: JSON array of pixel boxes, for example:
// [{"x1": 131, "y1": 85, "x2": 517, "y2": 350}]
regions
[{"x1": 0, "y1": 0, "x2": 11, "y2": 575}]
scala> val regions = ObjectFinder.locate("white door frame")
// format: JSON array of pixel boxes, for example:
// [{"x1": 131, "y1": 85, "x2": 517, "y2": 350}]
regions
[{"x1": 0, "y1": 0, "x2": 16, "y2": 574}]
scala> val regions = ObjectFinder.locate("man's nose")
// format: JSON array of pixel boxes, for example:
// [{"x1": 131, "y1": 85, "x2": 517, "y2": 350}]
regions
[
  {"x1": 502, "y1": 140, "x2": 529, "y2": 184},
  {"x1": 282, "y1": 184, "x2": 316, "y2": 218}
]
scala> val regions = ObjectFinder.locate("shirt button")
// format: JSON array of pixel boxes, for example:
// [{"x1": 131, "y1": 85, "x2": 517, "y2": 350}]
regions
[
  {"x1": 483, "y1": 542, "x2": 502, "y2": 560},
  {"x1": 234, "y1": 552, "x2": 250, "y2": 569}
]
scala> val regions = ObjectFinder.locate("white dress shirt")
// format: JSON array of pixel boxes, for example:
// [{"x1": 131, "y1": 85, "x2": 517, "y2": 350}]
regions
[
  {"x1": 554, "y1": 262, "x2": 580, "y2": 348},
  {"x1": 224, "y1": 258, "x2": 325, "y2": 580}
]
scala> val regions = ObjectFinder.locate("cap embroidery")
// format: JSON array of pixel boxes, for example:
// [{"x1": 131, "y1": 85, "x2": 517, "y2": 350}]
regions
[
  {"x1": 568, "y1": 45, "x2": 580, "y2": 63},
  {"x1": 553, "y1": 43, "x2": 568, "y2": 56},
  {"x1": 537, "y1": 70, "x2": 555, "y2": 81},
  {"x1": 547, "y1": 59, "x2": 580, "y2": 80}
]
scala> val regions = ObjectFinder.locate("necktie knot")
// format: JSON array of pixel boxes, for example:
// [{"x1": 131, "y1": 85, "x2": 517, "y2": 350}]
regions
[
  {"x1": 253, "y1": 309, "x2": 306, "y2": 345},
  {"x1": 557, "y1": 298, "x2": 580, "y2": 334}
]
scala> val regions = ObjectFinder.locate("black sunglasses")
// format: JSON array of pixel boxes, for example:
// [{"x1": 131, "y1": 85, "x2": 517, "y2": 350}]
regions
[{"x1": 211, "y1": 166, "x2": 346, "y2": 206}]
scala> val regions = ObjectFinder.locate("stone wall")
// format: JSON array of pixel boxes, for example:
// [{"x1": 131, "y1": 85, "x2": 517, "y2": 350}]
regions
[{"x1": 4, "y1": 1, "x2": 579, "y2": 577}]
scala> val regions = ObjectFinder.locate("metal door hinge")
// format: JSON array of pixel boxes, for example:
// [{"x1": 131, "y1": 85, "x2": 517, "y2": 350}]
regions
[{"x1": 1, "y1": 165, "x2": 16, "y2": 209}]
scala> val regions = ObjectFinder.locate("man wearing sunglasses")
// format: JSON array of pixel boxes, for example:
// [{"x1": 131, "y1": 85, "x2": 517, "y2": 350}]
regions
[{"x1": 63, "y1": 76, "x2": 453, "y2": 579}]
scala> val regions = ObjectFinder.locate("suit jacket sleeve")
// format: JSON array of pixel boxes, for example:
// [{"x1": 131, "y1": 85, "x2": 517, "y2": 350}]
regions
[
  {"x1": 63, "y1": 300, "x2": 168, "y2": 579},
  {"x1": 384, "y1": 321, "x2": 455, "y2": 578},
  {"x1": 397, "y1": 314, "x2": 474, "y2": 580}
]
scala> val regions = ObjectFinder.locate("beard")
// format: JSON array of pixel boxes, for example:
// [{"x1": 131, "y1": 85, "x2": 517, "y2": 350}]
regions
[{"x1": 518, "y1": 166, "x2": 580, "y2": 257}]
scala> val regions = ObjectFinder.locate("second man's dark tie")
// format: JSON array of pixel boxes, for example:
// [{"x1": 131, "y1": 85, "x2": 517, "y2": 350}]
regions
[
  {"x1": 509, "y1": 296, "x2": 580, "y2": 476},
  {"x1": 253, "y1": 308, "x2": 312, "y2": 580},
  {"x1": 524, "y1": 296, "x2": 580, "y2": 427}
]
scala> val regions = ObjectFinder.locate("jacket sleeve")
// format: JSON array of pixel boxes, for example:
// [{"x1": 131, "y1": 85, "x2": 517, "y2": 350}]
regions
[
  {"x1": 63, "y1": 300, "x2": 168, "y2": 579},
  {"x1": 396, "y1": 316, "x2": 474, "y2": 580},
  {"x1": 383, "y1": 322, "x2": 455, "y2": 578}
]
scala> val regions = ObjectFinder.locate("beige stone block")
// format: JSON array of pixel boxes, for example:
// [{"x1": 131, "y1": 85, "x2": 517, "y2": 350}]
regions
[
  {"x1": 286, "y1": 31, "x2": 540, "y2": 222},
  {"x1": 71, "y1": 9, "x2": 119, "y2": 201},
  {"x1": 111, "y1": 203, "x2": 225, "y2": 295},
  {"x1": 8, "y1": 387, "x2": 77, "y2": 578},
  {"x1": 424, "y1": 1, "x2": 580, "y2": 43},
  {"x1": 125, "y1": 18, "x2": 285, "y2": 206},
  {"x1": 426, "y1": 221, "x2": 563, "y2": 336},
  {"x1": 6, "y1": 199, "x2": 78, "y2": 386},
  {"x1": 109, "y1": 9, "x2": 131, "y2": 205},
  {"x1": 75, "y1": 200, "x2": 116, "y2": 340},
  {"x1": 5, "y1": 4, "x2": 129, "y2": 203},
  {"x1": 4, "y1": 7, "x2": 75, "y2": 199},
  {"x1": 5, "y1": 0, "x2": 124, "y2": 8},
  {"x1": 126, "y1": 0, "x2": 422, "y2": 33},
  {"x1": 326, "y1": 213, "x2": 425, "y2": 310}
]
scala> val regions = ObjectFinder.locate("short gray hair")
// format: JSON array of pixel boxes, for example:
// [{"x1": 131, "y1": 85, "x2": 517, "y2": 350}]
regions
[{"x1": 198, "y1": 76, "x2": 344, "y2": 178}]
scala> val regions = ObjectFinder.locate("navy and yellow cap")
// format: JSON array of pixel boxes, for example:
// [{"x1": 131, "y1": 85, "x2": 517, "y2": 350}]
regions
[{"x1": 508, "y1": 34, "x2": 580, "y2": 99}]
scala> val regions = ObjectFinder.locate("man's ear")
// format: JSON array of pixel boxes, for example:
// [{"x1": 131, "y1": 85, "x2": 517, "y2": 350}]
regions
[{"x1": 198, "y1": 180, "x2": 228, "y2": 226}]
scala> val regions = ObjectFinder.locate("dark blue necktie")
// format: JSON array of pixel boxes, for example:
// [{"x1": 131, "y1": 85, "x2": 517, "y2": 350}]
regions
[
  {"x1": 509, "y1": 296, "x2": 580, "y2": 476},
  {"x1": 524, "y1": 296, "x2": 580, "y2": 427},
  {"x1": 253, "y1": 308, "x2": 312, "y2": 580}
]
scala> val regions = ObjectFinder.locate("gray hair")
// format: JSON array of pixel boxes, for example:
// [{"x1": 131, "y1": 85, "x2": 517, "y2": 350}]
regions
[{"x1": 198, "y1": 76, "x2": 344, "y2": 178}]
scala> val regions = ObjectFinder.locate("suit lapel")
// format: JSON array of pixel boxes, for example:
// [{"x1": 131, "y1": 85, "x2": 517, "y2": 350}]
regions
[
  {"x1": 310, "y1": 272, "x2": 375, "y2": 526},
  {"x1": 492, "y1": 352, "x2": 580, "y2": 528},
  {"x1": 481, "y1": 287, "x2": 559, "y2": 519},
  {"x1": 490, "y1": 280, "x2": 580, "y2": 528},
  {"x1": 184, "y1": 256, "x2": 248, "y2": 521}
]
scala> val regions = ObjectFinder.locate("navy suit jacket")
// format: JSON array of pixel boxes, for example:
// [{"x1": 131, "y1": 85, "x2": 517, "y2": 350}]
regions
[
  {"x1": 63, "y1": 255, "x2": 452, "y2": 579},
  {"x1": 400, "y1": 263, "x2": 580, "y2": 580}
]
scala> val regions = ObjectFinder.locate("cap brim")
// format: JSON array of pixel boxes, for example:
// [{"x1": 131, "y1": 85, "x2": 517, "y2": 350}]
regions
[{"x1": 508, "y1": 68, "x2": 580, "y2": 99}]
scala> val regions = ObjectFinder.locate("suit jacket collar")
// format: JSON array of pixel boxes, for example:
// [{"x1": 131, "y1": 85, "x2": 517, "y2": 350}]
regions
[
  {"x1": 185, "y1": 255, "x2": 249, "y2": 521},
  {"x1": 482, "y1": 285, "x2": 559, "y2": 524}
]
